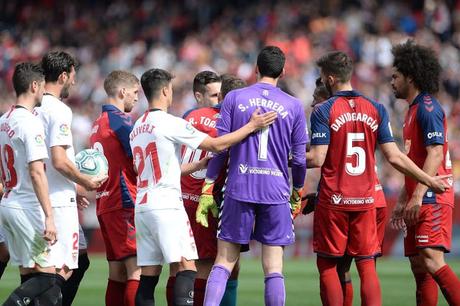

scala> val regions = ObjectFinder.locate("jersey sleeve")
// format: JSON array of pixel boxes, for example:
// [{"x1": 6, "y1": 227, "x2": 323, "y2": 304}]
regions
[
  {"x1": 22, "y1": 118, "x2": 48, "y2": 163},
  {"x1": 376, "y1": 104, "x2": 395, "y2": 144},
  {"x1": 310, "y1": 103, "x2": 330, "y2": 145},
  {"x1": 163, "y1": 116, "x2": 208, "y2": 149},
  {"x1": 291, "y1": 102, "x2": 308, "y2": 188},
  {"x1": 108, "y1": 111, "x2": 133, "y2": 158},
  {"x1": 205, "y1": 150, "x2": 228, "y2": 181},
  {"x1": 48, "y1": 106, "x2": 73, "y2": 148},
  {"x1": 216, "y1": 91, "x2": 235, "y2": 136},
  {"x1": 417, "y1": 102, "x2": 445, "y2": 146}
]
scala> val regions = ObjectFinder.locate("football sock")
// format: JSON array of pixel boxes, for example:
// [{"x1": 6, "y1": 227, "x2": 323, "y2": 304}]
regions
[
  {"x1": 264, "y1": 273, "x2": 285, "y2": 306},
  {"x1": 220, "y1": 279, "x2": 238, "y2": 306},
  {"x1": 341, "y1": 280, "x2": 353, "y2": 306},
  {"x1": 0, "y1": 260, "x2": 7, "y2": 280},
  {"x1": 62, "y1": 252, "x2": 90, "y2": 306},
  {"x1": 166, "y1": 276, "x2": 176, "y2": 306},
  {"x1": 35, "y1": 274, "x2": 66, "y2": 306},
  {"x1": 414, "y1": 272, "x2": 438, "y2": 306},
  {"x1": 204, "y1": 265, "x2": 230, "y2": 306},
  {"x1": 193, "y1": 278, "x2": 206, "y2": 306},
  {"x1": 3, "y1": 272, "x2": 56, "y2": 306},
  {"x1": 432, "y1": 264, "x2": 460, "y2": 305},
  {"x1": 125, "y1": 279, "x2": 140, "y2": 306},
  {"x1": 175, "y1": 270, "x2": 197, "y2": 306},
  {"x1": 106, "y1": 279, "x2": 126, "y2": 306},
  {"x1": 135, "y1": 275, "x2": 159, "y2": 306},
  {"x1": 356, "y1": 258, "x2": 381, "y2": 306},
  {"x1": 317, "y1": 256, "x2": 343, "y2": 306}
]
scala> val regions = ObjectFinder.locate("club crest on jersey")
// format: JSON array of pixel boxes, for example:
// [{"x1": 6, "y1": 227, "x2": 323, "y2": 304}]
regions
[
  {"x1": 59, "y1": 123, "x2": 70, "y2": 136},
  {"x1": 239, "y1": 164, "x2": 248, "y2": 174},
  {"x1": 331, "y1": 194, "x2": 342, "y2": 204}
]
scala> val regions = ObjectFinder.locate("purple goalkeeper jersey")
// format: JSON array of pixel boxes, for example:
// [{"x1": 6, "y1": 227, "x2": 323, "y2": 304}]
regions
[{"x1": 214, "y1": 82, "x2": 308, "y2": 204}]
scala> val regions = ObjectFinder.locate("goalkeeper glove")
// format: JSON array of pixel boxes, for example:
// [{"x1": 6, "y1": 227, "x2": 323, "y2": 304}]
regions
[
  {"x1": 196, "y1": 178, "x2": 219, "y2": 228},
  {"x1": 301, "y1": 193, "x2": 317, "y2": 215},
  {"x1": 290, "y1": 187, "x2": 303, "y2": 219}
]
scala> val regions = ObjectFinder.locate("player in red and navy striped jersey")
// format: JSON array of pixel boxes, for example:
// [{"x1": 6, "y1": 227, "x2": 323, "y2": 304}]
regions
[
  {"x1": 307, "y1": 51, "x2": 450, "y2": 306},
  {"x1": 390, "y1": 41, "x2": 460, "y2": 306},
  {"x1": 90, "y1": 71, "x2": 140, "y2": 306}
]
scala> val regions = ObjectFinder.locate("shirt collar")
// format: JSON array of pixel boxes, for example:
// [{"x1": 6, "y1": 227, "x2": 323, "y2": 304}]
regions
[
  {"x1": 334, "y1": 90, "x2": 361, "y2": 97},
  {"x1": 409, "y1": 92, "x2": 426, "y2": 107},
  {"x1": 102, "y1": 104, "x2": 122, "y2": 113}
]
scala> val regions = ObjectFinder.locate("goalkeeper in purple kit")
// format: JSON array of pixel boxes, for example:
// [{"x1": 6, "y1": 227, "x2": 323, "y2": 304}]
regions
[{"x1": 198, "y1": 46, "x2": 308, "y2": 306}]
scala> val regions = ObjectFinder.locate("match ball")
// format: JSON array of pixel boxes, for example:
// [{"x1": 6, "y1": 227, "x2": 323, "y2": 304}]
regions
[{"x1": 75, "y1": 149, "x2": 108, "y2": 177}]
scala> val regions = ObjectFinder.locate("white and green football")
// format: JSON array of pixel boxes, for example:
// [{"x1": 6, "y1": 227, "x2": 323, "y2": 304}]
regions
[{"x1": 75, "y1": 149, "x2": 108, "y2": 177}]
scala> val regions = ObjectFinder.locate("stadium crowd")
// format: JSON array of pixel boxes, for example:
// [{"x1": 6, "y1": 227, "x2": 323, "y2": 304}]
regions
[{"x1": 0, "y1": 0, "x2": 460, "y2": 196}]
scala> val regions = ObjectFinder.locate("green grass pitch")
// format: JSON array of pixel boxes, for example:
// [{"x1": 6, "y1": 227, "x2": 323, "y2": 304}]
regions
[{"x1": 0, "y1": 256, "x2": 459, "y2": 305}]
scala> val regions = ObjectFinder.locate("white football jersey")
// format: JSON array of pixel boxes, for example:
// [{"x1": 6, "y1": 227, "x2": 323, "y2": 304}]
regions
[
  {"x1": 0, "y1": 106, "x2": 48, "y2": 208},
  {"x1": 36, "y1": 94, "x2": 76, "y2": 207},
  {"x1": 130, "y1": 109, "x2": 207, "y2": 212}
]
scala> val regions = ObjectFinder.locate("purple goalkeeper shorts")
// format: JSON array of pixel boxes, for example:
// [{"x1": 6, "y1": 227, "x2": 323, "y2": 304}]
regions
[{"x1": 217, "y1": 196, "x2": 294, "y2": 246}]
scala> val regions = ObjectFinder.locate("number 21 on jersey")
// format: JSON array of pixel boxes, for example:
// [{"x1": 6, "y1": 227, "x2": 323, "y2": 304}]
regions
[{"x1": 133, "y1": 142, "x2": 162, "y2": 188}]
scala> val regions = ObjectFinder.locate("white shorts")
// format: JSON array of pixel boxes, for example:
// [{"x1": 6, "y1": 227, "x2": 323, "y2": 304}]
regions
[
  {"x1": 0, "y1": 205, "x2": 52, "y2": 268},
  {"x1": 135, "y1": 207, "x2": 197, "y2": 266},
  {"x1": 78, "y1": 224, "x2": 87, "y2": 250},
  {"x1": 49, "y1": 206, "x2": 79, "y2": 269}
]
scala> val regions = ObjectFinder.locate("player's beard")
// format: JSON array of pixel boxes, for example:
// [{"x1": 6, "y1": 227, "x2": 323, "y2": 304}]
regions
[
  {"x1": 393, "y1": 83, "x2": 409, "y2": 99},
  {"x1": 325, "y1": 80, "x2": 334, "y2": 97},
  {"x1": 61, "y1": 83, "x2": 71, "y2": 99}
]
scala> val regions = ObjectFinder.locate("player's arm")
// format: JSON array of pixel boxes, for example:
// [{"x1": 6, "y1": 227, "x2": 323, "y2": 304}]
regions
[
  {"x1": 198, "y1": 108, "x2": 277, "y2": 153},
  {"x1": 306, "y1": 145, "x2": 328, "y2": 168},
  {"x1": 51, "y1": 145, "x2": 105, "y2": 191},
  {"x1": 29, "y1": 160, "x2": 56, "y2": 243},
  {"x1": 0, "y1": 183, "x2": 3, "y2": 200},
  {"x1": 390, "y1": 187, "x2": 407, "y2": 232},
  {"x1": 181, "y1": 156, "x2": 211, "y2": 176},
  {"x1": 379, "y1": 142, "x2": 449, "y2": 193}
]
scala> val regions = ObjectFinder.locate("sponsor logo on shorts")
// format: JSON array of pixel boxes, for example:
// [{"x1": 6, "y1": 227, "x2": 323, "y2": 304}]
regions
[{"x1": 416, "y1": 235, "x2": 429, "y2": 243}]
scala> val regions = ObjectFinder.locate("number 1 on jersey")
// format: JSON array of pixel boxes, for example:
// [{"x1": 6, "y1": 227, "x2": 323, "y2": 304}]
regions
[{"x1": 258, "y1": 127, "x2": 269, "y2": 161}]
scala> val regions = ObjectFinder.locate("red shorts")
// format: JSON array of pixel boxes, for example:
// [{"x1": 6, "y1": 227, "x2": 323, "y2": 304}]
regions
[
  {"x1": 184, "y1": 199, "x2": 217, "y2": 260},
  {"x1": 98, "y1": 208, "x2": 137, "y2": 261},
  {"x1": 376, "y1": 207, "x2": 387, "y2": 250},
  {"x1": 404, "y1": 204, "x2": 452, "y2": 257},
  {"x1": 313, "y1": 205, "x2": 379, "y2": 258}
]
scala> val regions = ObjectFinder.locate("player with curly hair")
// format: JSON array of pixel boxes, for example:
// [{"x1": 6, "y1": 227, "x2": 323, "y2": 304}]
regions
[{"x1": 390, "y1": 40, "x2": 460, "y2": 305}]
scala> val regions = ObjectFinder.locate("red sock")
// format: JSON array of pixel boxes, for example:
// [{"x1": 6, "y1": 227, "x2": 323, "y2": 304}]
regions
[
  {"x1": 341, "y1": 281, "x2": 353, "y2": 306},
  {"x1": 106, "y1": 279, "x2": 126, "y2": 306},
  {"x1": 166, "y1": 276, "x2": 176, "y2": 306},
  {"x1": 124, "y1": 279, "x2": 139, "y2": 306},
  {"x1": 356, "y1": 259, "x2": 381, "y2": 306},
  {"x1": 414, "y1": 273, "x2": 438, "y2": 306},
  {"x1": 193, "y1": 278, "x2": 207, "y2": 306},
  {"x1": 317, "y1": 256, "x2": 343, "y2": 306},
  {"x1": 433, "y1": 264, "x2": 460, "y2": 305}
]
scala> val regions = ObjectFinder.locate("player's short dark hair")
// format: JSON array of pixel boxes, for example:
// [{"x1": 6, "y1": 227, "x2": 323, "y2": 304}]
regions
[
  {"x1": 141, "y1": 68, "x2": 174, "y2": 101},
  {"x1": 257, "y1": 46, "x2": 285, "y2": 78},
  {"x1": 104, "y1": 70, "x2": 139, "y2": 97},
  {"x1": 314, "y1": 77, "x2": 330, "y2": 101},
  {"x1": 41, "y1": 51, "x2": 78, "y2": 83},
  {"x1": 392, "y1": 40, "x2": 441, "y2": 94},
  {"x1": 12, "y1": 62, "x2": 44, "y2": 96},
  {"x1": 316, "y1": 51, "x2": 353, "y2": 83},
  {"x1": 193, "y1": 71, "x2": 221, "y2": 95},
  {"x1": 220, "y1": 74, "x2": 247, "y2": 99}
]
